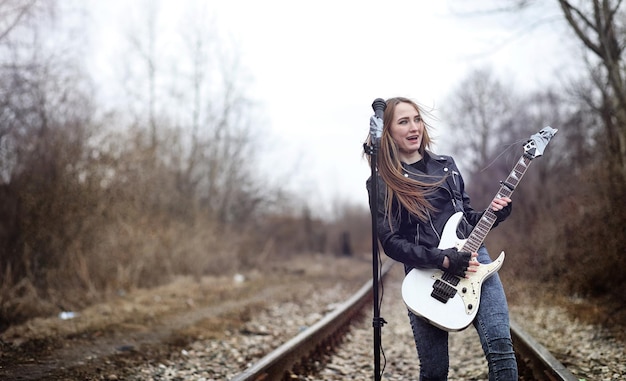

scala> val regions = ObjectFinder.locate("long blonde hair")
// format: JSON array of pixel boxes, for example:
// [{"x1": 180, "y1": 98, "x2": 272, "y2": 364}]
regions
[{"x1": 369, "y1": 97, "x2": 442, "y2": 222}]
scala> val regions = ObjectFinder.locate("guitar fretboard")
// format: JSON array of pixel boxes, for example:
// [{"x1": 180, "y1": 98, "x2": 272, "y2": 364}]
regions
[{"x1": 462, "y1": 155, "x2": 533, "y2": 253}]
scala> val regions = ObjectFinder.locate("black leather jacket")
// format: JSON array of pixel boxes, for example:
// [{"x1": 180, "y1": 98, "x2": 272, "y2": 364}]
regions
[{"x1": 366, "y1": 151, "x2": 511, "y2": 272}]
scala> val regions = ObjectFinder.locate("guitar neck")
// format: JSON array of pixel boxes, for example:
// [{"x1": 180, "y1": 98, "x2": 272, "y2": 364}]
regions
[{"x1": 462, "y1": 154, "x2": 533, "y2": 253}]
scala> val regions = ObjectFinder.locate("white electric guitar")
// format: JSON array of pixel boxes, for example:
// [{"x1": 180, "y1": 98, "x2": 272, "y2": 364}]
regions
[{"x1": 401, "y1": 127, "x2": 558, "y2": 331}]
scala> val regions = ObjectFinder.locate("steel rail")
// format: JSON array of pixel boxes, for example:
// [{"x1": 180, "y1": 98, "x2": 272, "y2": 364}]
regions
[
  {"x1": 510, "y1": 319, "x2": 579, "y2": 381},
  {"x1": 231, "y1": 259, "x2": 395, "y2": 381}
]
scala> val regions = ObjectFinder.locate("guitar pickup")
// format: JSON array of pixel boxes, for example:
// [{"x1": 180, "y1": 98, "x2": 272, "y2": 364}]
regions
[
  {"x1": 441, "y1": 271, "x2": 460, "y2": 286},
  {"x1": 431, "y1": 279, "x2": 457, "y2": 303}
]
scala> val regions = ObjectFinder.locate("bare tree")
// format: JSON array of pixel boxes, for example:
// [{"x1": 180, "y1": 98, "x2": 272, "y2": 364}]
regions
[
  {"x1": 166, "y1": 2, "x2": 272, "y2": 225},
  {"x1": 556, "y1": 0, "x2": 626, "y2": 186},
  {"x1": 444, "y1": 67, "x2": 519, "y2": 173},
  {"x1": 119, "y1": 0, "x2": 162, "y2": 150},
  {"x1": 440, "y1": 66, "x2": 530, "y2": 210},
  {"x1": 451, "y1": 0, "x2": 626, "y2": 187},
  {"x1": 0, "y1": 0, "x2": 43, "y2": 41},
  {"x1": 0, "y1": 0, "x2": 99, "y2": 292}
]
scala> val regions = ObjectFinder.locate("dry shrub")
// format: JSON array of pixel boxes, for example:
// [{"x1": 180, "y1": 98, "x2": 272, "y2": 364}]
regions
[
  {"x1": 73, "y1": 215, "x2": 242, "y2": 292},
  {"x1": 0, "y1": 271, "x2": 57, "y2": 331},
  {"x1": 496, "y1": 162, "x2": 626, "y2": 304},
  {"x1": 559, "y1": 188, "x2": 625, "y2": 297},
  {"x1": 0, "y1": 213, "x2": 245, "y2": 331}
]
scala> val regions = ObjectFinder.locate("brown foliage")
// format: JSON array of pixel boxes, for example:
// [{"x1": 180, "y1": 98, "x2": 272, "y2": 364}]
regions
[{"x1": 490, "y1": 138, "x2": 626, "y2": 302}]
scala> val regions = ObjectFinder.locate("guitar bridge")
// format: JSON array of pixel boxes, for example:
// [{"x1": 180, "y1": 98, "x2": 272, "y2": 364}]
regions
[{"x1": 430, "y1": 272, "x2": 460, "y2": 303}]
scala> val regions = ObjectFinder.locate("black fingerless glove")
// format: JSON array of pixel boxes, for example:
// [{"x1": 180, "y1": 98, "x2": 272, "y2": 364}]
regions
[
  {"x1": 494, "y1": 201, "x2": 513, "y2": 224},
  {"x1": 439, "y1": 248, "x2": 472, "y2": 277}
]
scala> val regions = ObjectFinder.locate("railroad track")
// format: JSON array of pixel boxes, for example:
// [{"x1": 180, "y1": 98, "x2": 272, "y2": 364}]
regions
[{"x1": 231, "y1": 260, "x2": 579, "y2": 381}]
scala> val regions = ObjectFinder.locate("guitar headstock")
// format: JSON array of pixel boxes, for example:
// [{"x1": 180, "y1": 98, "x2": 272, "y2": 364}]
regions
[{"x1": 523, "y1": 126, "x2": 558, "y2": 159}]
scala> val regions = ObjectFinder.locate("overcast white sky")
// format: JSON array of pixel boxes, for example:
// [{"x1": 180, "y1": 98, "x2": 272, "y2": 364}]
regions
[{"x1": 86, "y1": 0, "x2": 581, "y2": 214}]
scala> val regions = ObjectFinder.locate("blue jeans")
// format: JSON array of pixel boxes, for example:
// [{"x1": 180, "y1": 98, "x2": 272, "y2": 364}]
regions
[{"x1": 408, "y1": 246, "x2": 518, "y2": 380}]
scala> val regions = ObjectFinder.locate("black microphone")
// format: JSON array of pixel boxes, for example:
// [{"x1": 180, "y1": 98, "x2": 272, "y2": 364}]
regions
[
  {"x1": 369, "y1": 98, "x2": 386, "y2": 143},
  {"x1": 372, "y1": 98, "x2": 386, "y2": 120}
]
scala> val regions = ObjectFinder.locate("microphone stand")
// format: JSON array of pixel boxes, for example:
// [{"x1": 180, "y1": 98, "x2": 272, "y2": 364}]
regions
[{"x1": 364, "y1": 99, "x2": 386, "y2": 381}]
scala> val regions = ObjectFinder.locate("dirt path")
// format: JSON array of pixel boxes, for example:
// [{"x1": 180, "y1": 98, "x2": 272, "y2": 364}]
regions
[{"x1": 0, "y1": 254, "x2": 372, "y2": 380}]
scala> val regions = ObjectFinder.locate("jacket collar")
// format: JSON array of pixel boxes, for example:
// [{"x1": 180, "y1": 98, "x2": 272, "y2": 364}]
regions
[{"x1": 400, "y1": 151, "x2": 447, "y2": 167}]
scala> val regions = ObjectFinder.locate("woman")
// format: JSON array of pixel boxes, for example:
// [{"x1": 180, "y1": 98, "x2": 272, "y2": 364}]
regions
[{"x1": 366, "y1": 97, "x2": 518, "y2": 380}]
